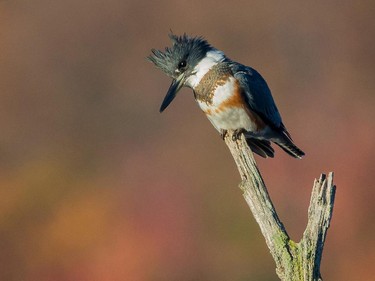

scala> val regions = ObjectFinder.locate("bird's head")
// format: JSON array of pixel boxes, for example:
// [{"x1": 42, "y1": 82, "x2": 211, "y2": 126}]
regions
[{"x1": 148, "y1": 34, "x2": 223, "y2": 112}]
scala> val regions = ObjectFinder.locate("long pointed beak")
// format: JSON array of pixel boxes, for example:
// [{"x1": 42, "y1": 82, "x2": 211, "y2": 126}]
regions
[{"x1": 159, "y1": 74, "x2": 185, "y2": 113}]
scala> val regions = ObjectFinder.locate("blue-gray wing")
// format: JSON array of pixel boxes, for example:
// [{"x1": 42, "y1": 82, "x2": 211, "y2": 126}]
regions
[{"x1": 233, "y1": 65, "x2": 282, "y2": 128}]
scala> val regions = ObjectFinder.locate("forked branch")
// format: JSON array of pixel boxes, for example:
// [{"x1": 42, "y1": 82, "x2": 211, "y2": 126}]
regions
[{"x1": 224, "y1": 131, "x2": 336, "y2": 281}]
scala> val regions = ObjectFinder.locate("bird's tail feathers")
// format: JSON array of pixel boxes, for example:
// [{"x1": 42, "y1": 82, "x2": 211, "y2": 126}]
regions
[
  {"x1": 275, "y1": 139, "x2": 305, "y2": 159},
  {"x1": 271, "y1": 124, "x2": 305, "y2": 159},
  {"x1": 246, "y1": 138, "x2": 275, "y2": 158}
]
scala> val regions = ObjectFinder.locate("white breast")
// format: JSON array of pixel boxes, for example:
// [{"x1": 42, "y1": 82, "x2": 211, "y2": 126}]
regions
[{"x1": 197, "y1": 77, "x2": 258, "y2": 132}]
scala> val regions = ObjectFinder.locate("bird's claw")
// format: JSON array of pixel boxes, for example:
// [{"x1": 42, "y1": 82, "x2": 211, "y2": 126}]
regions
[
  {"x1": 232, "y1": 129, "x2": 245, "y2": 141},
  {"x1": 220, "y1": 129, "x2": 245, "y2": 141},
  {"x1": 220, "y1": 129, "x2": 228, "y2": 140}
]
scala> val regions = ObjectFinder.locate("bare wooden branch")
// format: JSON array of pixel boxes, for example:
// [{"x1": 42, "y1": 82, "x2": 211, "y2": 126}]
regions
[{"x1": 224, "y1": 131, "x2": 336, "y2": 281}]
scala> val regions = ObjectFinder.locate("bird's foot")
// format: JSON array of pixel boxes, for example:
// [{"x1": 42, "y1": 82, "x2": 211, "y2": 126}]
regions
[
  {"x1": 232, "y1": 129, "x2": 245, "y2": 141},
  {"x1": 220, "y1": 129, "x2": 228, "y2": 140}
]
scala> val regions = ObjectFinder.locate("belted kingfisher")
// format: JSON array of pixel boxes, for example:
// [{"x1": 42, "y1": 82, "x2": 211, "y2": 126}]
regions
[{"x1": 148, "y1": 34, "x2": 305, "y2": 159}]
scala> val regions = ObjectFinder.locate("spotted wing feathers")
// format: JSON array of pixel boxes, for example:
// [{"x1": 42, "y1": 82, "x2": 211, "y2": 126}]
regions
[
  {"x1": 233, "y1": 65, "x2": 282, "y2": 129},
  {"x1": 232, "y1": 63, "x2": 305, "y2": 159}
]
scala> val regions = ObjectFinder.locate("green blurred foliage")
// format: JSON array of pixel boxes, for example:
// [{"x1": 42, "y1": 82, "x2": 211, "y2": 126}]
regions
[{"x1": 0, "y1": 0, "x2": 374, "y2": 280}]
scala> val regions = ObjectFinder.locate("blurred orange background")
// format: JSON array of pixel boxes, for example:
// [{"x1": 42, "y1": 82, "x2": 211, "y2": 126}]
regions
[{"x1": 1, "y1": 1, "x2": 374, "y2": 280}]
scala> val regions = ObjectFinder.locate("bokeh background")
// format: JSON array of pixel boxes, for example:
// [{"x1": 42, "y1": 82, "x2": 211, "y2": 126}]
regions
[{"x1": 1, "y1": 1, "x2": 374, "y2": 280}]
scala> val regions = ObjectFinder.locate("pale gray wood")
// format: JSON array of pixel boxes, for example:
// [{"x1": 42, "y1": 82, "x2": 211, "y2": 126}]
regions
[{"x1": 224, "y1": 131, "x2": 336, "y2": 281}]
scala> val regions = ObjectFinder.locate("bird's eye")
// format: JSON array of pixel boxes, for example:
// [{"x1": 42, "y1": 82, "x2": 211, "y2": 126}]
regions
[{"x1": 178, "y1": 60, "x2": 187, "y2": 70}]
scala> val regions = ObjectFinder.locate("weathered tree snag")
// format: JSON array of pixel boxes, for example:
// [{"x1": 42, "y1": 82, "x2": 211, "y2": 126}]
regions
[{"x1": 224, "y1": 131, "x2": 336, "y2": 281}]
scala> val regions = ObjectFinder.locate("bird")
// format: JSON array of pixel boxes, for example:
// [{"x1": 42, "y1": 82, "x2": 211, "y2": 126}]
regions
[{"x1": 148, "y1": 34, "x2": 305, "y2": 159}]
